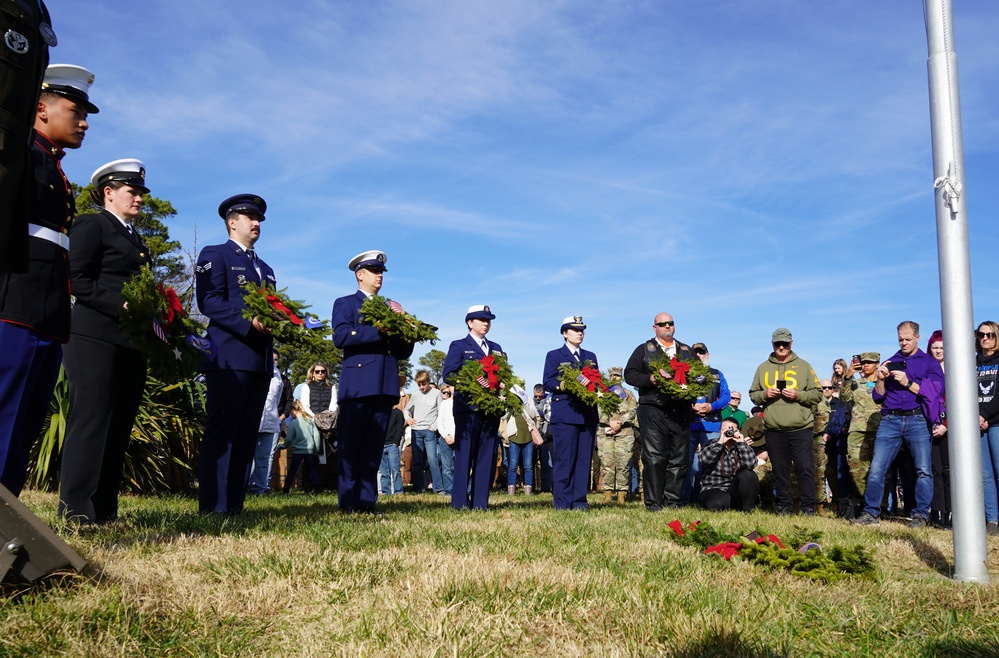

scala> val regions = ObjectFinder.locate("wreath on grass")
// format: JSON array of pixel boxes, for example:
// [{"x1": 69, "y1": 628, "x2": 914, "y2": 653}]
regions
[
  {"x1": 647, "y1": 352, "x2": 713, "y2": 401},
  {"x1": 666, "y1": 519, "x2": 876, "y2": 583},
  {"x1": 448, "y1": 352, "x2": 522, "y2": 417},
  {"x1": 359, "y1": 294, "x2": 439, "y2": 345},
  {"x1": 119, "y1": 265, "x2": 210, "y2": 382},
  {"x1": 241, "y1": 282, "x2": 329, "y2": 348},
  {"x1": 557, "y1": 360, "x2": 624, "y2": 417}
]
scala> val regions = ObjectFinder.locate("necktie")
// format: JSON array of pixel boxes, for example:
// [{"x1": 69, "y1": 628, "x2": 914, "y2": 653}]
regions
[
  {"x1": 573, "y1": 351, "x2": 580, "y2": 363},
  {"x1": 481, "y1": 340, "x2": 489, "y2": 355},
  {"x1": 247, "y1": 249, "x2": 261, "y2": 278}
]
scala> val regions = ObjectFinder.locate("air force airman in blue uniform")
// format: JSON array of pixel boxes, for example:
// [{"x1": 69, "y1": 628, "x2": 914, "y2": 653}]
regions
[
  {"x1": 195, "y1": 194, "x2": 275, "y2": 514},
  {"x1": 543, "y1": 316, "x2": 600, "y2": 510},
  {"x1": 332, "y1": 251, "x2": 414, "y2": 513},
  {"x1": 442, "y1": 305, "x2": 505, "y2": 510}
]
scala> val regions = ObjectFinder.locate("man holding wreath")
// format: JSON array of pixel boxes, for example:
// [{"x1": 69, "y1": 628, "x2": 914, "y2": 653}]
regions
[{"x1": 624, "y1": 312, "x2": 695, "y2": 511}]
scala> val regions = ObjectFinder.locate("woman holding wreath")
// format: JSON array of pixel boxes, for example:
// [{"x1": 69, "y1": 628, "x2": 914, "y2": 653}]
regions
[
  {"x1": 442, "y1": 304, "x2": 505, "y2": 510},
  {"x1": 543, "y1": 316, "x2": 600, "y2": 511},
  {"x1": 59, "y1": 159, "x2": 152, "y2": 523}
]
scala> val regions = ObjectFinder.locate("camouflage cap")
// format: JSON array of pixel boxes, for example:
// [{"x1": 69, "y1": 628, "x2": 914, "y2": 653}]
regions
[
  {"x1": 860, "y1": 352, "x2": 880, "y2": 363},
  {"x1": 771, "y1": 327, "x2": 792, "y2": 343}
]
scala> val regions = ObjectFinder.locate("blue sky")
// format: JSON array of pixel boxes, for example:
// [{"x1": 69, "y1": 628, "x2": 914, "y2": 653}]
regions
[{"x1": 47, "y1": 1, "x2": 999, "y2": 404}]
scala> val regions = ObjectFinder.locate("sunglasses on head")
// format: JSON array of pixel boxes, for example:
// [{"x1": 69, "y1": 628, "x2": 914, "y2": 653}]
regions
[{"x1": 655, "y1": 321, "x2": 675, "y2": 327}]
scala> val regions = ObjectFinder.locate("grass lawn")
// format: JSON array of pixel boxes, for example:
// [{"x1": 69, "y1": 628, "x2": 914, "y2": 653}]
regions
[{"x1": 3, "y1": 490, "x2": 999, "y2": 657}]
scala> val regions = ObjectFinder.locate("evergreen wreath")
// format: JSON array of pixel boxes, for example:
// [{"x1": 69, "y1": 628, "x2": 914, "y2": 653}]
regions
[
  {"x1": 448, "y1": 352, "x2": 522, "y2": 417},
  {"x1": 241, "y1": 282, "x2": 329, "y2": 348},
  {"x1": 666, "y1": 519, "x2": 877, "y2": 583},
  {"x1": 359, "y1": 294, "x2": 439, "y2": 345},
  {"x1": 557, "y1": 360, "x2": 623, "y2": 417},
  {"x1": 119, "y1": 265, "x2": 207, "y2": 382},
  {"x1": 647, "y1": 352, "x2": 713, "y2": 401}
]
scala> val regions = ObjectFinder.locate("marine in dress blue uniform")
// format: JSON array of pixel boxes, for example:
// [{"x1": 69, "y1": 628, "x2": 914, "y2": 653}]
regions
[
  {"x1": 0, "y1": 64, "x2": 96, "y2": 496},
  {"x1": 195, "y1": 194, "x2": 275, "y2": 514},
  {"x1": 441, "y1": 305, "x2": 505, "y2": 511},
  {"x1": 332, "y1": 250, "x2": 414, "y2": 513},
  {"x1": 543, "y1": 316, "x2": 599, "y2": 510},
  {"x1": 59, "y1": 159, "x2": 151, "y2": 523}
]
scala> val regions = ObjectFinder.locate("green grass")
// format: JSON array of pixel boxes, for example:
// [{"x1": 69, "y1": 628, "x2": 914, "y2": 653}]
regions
[{"x1": 2, "y1": 490, "x2": 999, "y2": 657}]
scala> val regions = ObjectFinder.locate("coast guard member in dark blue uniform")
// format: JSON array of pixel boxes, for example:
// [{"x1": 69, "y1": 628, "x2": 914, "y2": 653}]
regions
[
  {"x1": 59, "y1": 159, "x2": 151, "y2": 523},
  {"x1": 332, "y1": 250, "x2": 414, "y2": 514},
  {"x1": 442, "y1": 305, "x2": 505, "y2": 510},
  {"x1": 195, "y1": 194, "x2": 275, "y2": 514},
  {"x1": 543, "y1": 316, "x2": 599, "y2": 510},
  {"x1": 0, "y1": 64, "x2": 96, "y2": 496}
]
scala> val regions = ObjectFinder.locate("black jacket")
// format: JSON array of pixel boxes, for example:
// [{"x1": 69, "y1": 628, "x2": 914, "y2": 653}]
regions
[
  {"x1": 624, "y1": 338, "x2": 694, "y2": 416},
  {"x1": 68, "y1": 209, "x2": 152, "y2": 348}
]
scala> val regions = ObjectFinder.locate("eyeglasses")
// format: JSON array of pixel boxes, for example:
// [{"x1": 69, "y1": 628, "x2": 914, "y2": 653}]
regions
[
  {"x1": 694, "y1": 349, "x2": 707, "y2": 355},
  {"x1": 773, "y1": 341, "x2": 790, "y2": 348},
  {"x1": 655, "y1": 321, "x2": 675, "y2": 327},
  {"x1": 314, "y1": 369, "x2": 326, "y2": 374},
  {"x1": 821, "y1": 386, "x2": 834, "y2": 390},
  {"x1": 442, "y1": 391, "x2": 452, "y2": 397},
  {"x1": 977, "y1": 331, "x2": 996, "y2": 340},
  {"x1": 731, "y1": 397, "x2": 741, "y2": 401}
]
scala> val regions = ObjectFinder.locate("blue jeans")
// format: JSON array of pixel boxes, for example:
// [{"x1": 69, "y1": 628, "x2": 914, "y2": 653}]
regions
[
  {"x1": 380, "y1": 444, "x2": 402, "y2": 495},
  {"x1": 437, "y1": 436, "x2": 454, "y2": 494},
  {"x1": 248, "y1": 431, "x2": 279, "y2": 493},
  {"x1": 981, "y1": 426, "x2": 999, "y2": 523},
  {"x1": 411, "y1": 429, "x2": 443, "y2": 493},
  {"x1": 863, "y1": 413, "x2": 933, "y2": 519},
  {"x1": 508, "y1": 441, "x2": 535, "y2": 487}
]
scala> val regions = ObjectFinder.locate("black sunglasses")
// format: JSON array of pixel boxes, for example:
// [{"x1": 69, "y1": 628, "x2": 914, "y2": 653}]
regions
[
  {"x1": 773, "y1": 341, "x2": 790, "y2": 348},
  {"x1": 314, "y1": 369, "x2": 326, "y2": 374},
  {"x1": 655, "y1": 321, "x2": 675, "y2": 327},
  {"x1": 821, "y1": 386, "x2": 834, "y2": 390},
  {"x1": 978, "y1": 331, "x2": 996, "y2": 339}
]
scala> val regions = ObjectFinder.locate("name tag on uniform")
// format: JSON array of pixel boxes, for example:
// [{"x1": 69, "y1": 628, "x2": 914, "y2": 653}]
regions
[{"x1": 230, "y1": 266, "x2": 246, "y2": 271}]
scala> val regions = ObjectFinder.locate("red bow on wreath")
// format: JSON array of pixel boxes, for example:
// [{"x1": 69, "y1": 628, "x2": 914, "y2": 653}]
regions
[
  {"x1": 580, "y1": 365, "x2": 608, "y2": 393},
  {"x1": 157, "y1": 283, "x2": 185, "y2": 328},
  {"x1": 265, "y1": 293, "x2": 303, "y2": 326},
  {"x1": 479, "y1": 355, "x2": 499, "y2": 390},
  {"x1": 669, "y1": 357, "x2": 690, "y2": 386}
]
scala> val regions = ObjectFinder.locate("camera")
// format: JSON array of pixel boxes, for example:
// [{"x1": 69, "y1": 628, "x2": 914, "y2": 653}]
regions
[
  {"x1": 724, "y1": 427, "x2": 737, "y2": 438},
  {"x1": 887, "y1": 361, "x2": 907, "y2": 372},
  {"x1": 776, "y1": 379, "x2": 787, "y2": 391}
]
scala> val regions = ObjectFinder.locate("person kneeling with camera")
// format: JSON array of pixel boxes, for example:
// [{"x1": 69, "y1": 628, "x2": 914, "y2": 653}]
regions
[{"x1": 698, "y1": 417, "x2": 761, "y2": 512}]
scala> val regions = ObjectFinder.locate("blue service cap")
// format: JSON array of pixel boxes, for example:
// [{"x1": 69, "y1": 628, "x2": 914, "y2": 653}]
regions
[
  {"x1": 465, "y1": 305, "x2": 495, "y2": 321},
  {"x1": 218, "y1": 194, "x2": 266, "y2": 220},
  {"x1": 561, "y1": 315, "x2": 586, "y2": 332},
  {"x1": 42, "y1": 64, "x2": 99, "y2": 113},
  {"x1": 91, "y1": 158, "x2": 148, "y2": 194},
  {"x1": 348, "y1": 250, "x2": 387, "y2": 272}
]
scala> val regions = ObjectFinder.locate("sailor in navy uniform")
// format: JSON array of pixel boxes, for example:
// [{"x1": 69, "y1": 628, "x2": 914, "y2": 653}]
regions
[
  {"x1": 332, "y1": 250, "x2": 414, "y2": 513},
  {"x1": 59, "y1": 159, "x2": 152, "y2": 523},
  {"x1": 195, "y1": 194, "x2": 275, "y2": 514},
  {"x1": 543, "y1": 316, "x2": 599, "y2": 510},
  {"x1": 441, "y1": 305, "x2": 505, "y2": 510},
  {"x1": 0, "y1": 64, "x2": 96, "y2": 496}
]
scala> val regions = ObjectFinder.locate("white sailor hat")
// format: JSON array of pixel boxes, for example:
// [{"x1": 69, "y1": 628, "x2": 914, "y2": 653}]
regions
[
  {"x1": 560, "y1": 315, "x2": 586, "y2": 332},
  {"x1": 91, "y1": 158, "x2": 148, "y2": 194},
  {"x1": 348, "y1": 250, "x2": 387, "y2": 272},
  {"x1": 465, "y1": 305, "x2": 495, "y2": 321},
  {"x1": 42, "y1": 64, "x2": 98, "y2": 113}
]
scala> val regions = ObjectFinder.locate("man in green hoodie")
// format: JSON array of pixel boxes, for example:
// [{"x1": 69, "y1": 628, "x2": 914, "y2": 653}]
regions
[{"x1": 748, "y1": 327, "x2": 823, "y2": 515}]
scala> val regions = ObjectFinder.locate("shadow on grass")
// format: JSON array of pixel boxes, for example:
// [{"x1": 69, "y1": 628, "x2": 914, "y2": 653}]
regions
[
  {"x1": 903, "y1": 534, "x2": 953, "y2": 577},
  {"x1": 673, "y1": 628, "x2": 786, "y2": 658},
  {"x1": 920, "y1": 637, "x2": 999, "y2": 658}
]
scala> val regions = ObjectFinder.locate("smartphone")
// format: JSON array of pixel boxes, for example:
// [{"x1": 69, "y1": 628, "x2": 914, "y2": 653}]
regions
[
  {"x1": 776, "y1": 379, "x2": 787, "y2": 391},
  {"x1": 887, "y1": 361, "x2": 907, "y2": 372},
  {"x1": 851, "y1": 354, "x2": 861, "y2": 366}
]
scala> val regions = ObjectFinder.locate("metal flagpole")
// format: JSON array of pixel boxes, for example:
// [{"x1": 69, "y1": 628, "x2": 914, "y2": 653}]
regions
[{"x1": 923, "y1": 0, "x2": 988, "y2": 582}]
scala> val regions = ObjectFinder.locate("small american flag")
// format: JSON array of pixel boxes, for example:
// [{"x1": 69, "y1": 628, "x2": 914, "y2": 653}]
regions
[
  {"x1": 151, "y1": 318, "x2": 169, "y2": 343},
  {"x1": 388, "y1": 299, "x2": 405, "y2": 313},
  {"x1": 476, "y1": 375, "x2": 490, "y2": 388}
]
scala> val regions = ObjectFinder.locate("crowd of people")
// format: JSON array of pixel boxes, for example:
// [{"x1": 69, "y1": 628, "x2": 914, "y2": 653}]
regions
[{"x1": 0, "y1": 28, "x2": 996, "y2": 537}]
